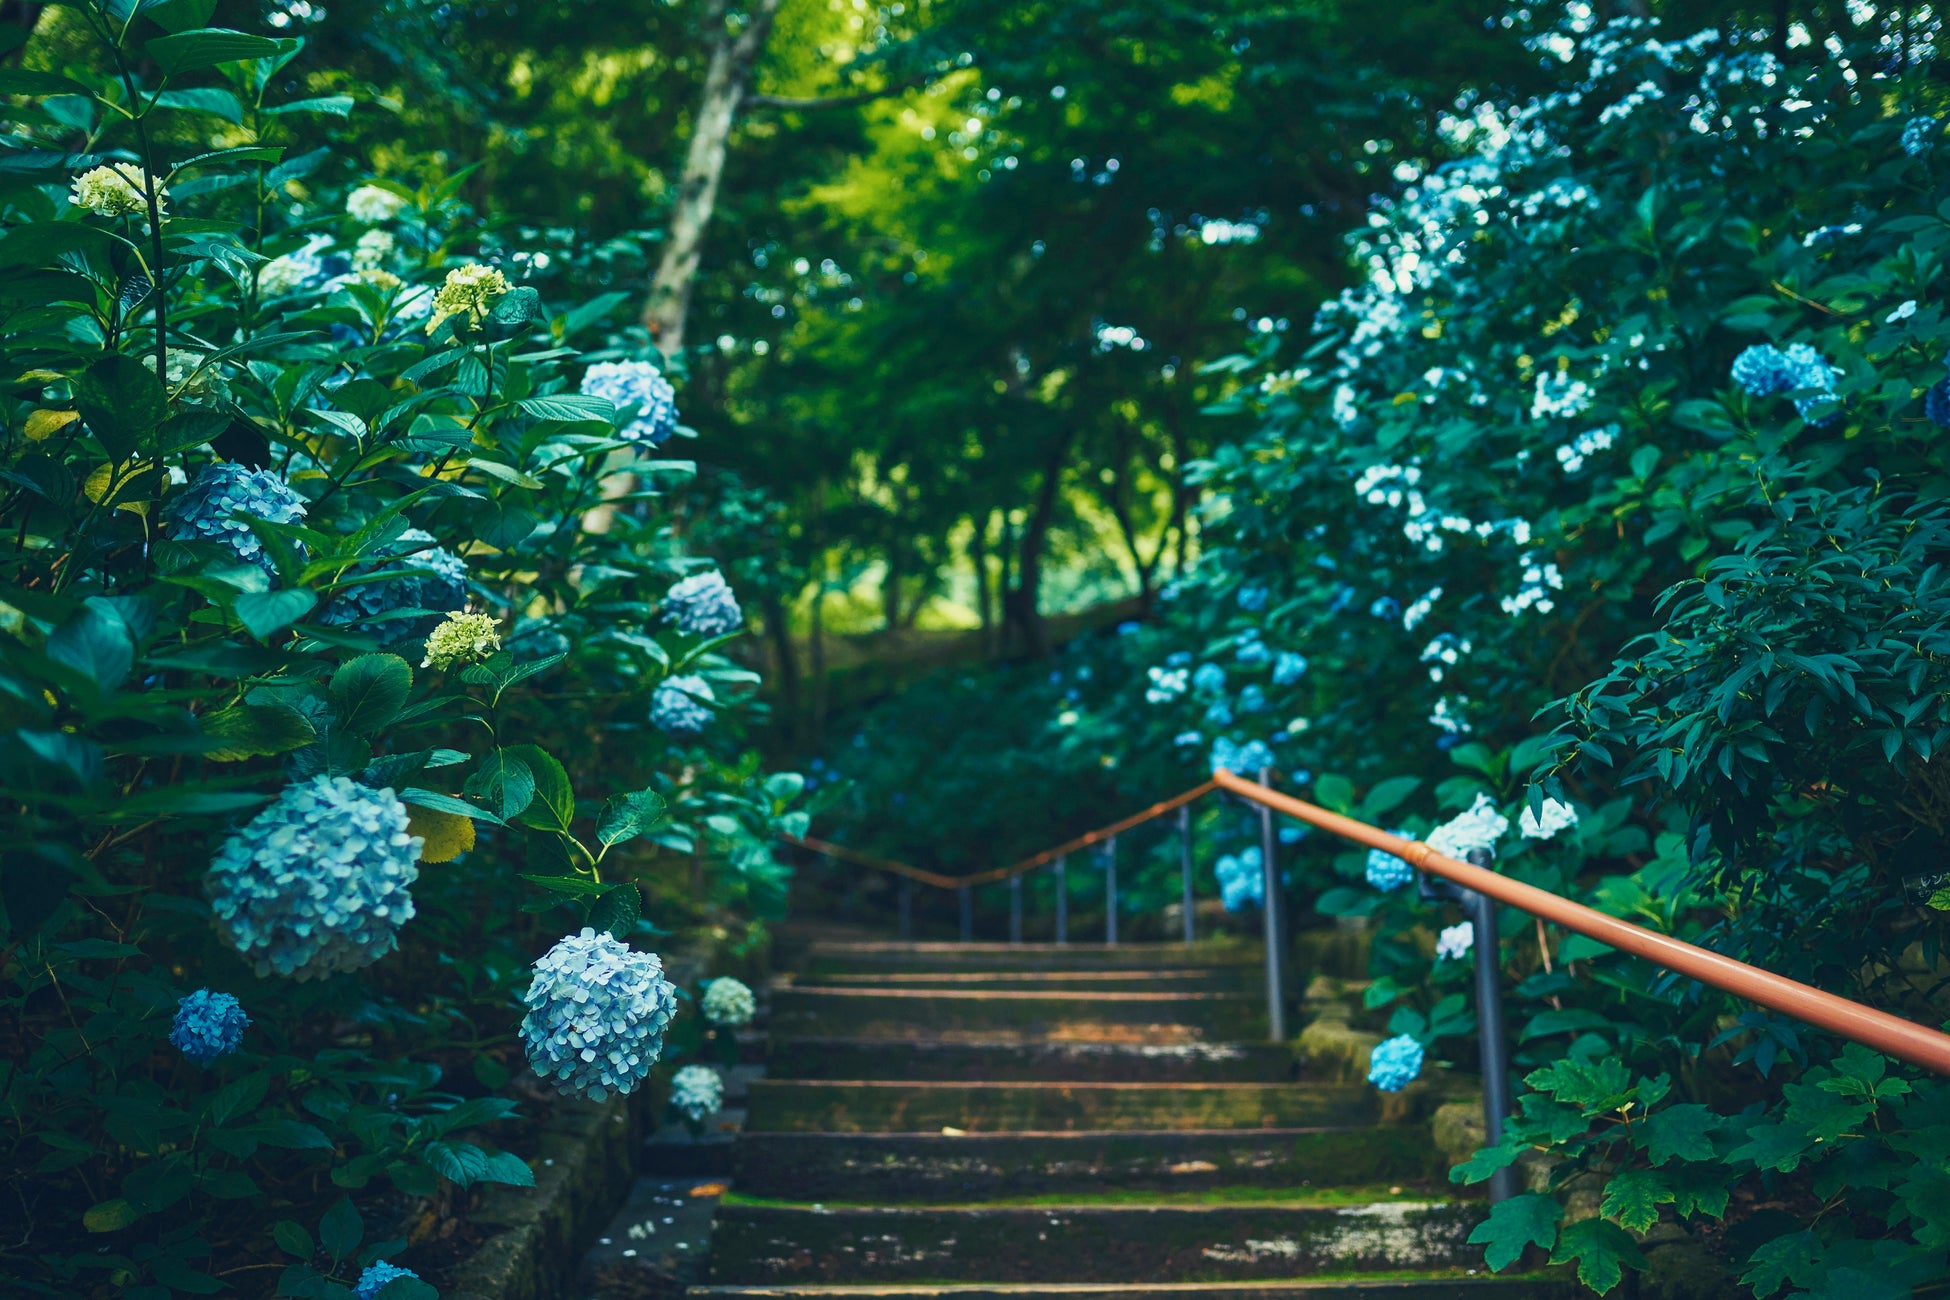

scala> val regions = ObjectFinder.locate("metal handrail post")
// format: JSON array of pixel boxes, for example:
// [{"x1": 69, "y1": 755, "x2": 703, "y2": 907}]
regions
[
  {"x1": 1179, "y1": 804, "x2": 1195, "y2": 945},
  {"x1": 1466, "y1": 848, "x2": 1517, "y2": 1205},
  {"x1": 1257, "y1": 766, "x2": 1286, "y2": 1042},
  {"x1": 1054, "y1": 855, "x2": 1068, "y2": 945},
  {"x1": 898, "y1": 876, "x2": 912, "y2": 941},
  {"x1": 1009, "y1": 873, "x2": 1023, "y2": 944},
  {"x1": 959, "y1": 884, "x2": 973, "y2": 942},
  {"x1": 1104, "y1": 835, "x2": 1118, "y2": 946}
]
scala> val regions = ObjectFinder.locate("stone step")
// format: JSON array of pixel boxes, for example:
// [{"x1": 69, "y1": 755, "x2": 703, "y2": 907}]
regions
[
  {"x1": 745, "y1": 1081, "x2": 1374, "y2": 1133},
  {"x1": 768, "y1": 987, "x2": 1263, "y2": 1042},
  {"x1": 802, "y1": 941, "x2": 1263, "y2": 977},
  {"x1": 705, "y1": 1200, "x2": 1489, "y2": 1284},
  {"x1": 796, "y1": 968, "x2": 1259, "y2": 993},
  {"x1": 731, "y1": 1127, "x2": 1435, "y2": 1200},
  {"x1": 766, "y1": 1037, "x2": 1297, "y2": 1083},
  {"x1": 687, "y1": 1280, "x2": 1572, "y2": 1298}
]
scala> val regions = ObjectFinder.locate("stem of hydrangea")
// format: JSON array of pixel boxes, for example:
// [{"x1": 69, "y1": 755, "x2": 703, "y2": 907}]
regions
[{"x1": 93, "y1": 9, "x2": 170, "y2": 387}]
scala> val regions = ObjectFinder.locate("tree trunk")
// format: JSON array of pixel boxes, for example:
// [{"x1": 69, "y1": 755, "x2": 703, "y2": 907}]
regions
[
  {"x1": 971, "y1": 512, "x2": 992, "y2": 653},
  {"x1": 762, "y1": 589, "x2": 801, "y2": 744},
  {"x1": 882, "y1": 542, "x2": 901, "y2": 630},
  {"x1": 642, "y1": 0, "x2": 781, "y2": 354},
  {"x1": 1002, "y1": 431, "x2": 1075, "y2": 658}
]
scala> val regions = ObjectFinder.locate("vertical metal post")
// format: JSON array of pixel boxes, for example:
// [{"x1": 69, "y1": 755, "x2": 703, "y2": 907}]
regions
[
  {"x1": 1009, "y1": 873, "x2": 1023, "y2": 944},
  {"x1": 1465, "y1": 847, "x2": 1518, "y2": 1205},
  {"x1": 1054, "y1": 855, "x2": 1068, "y2": 945},
  {"x1": 898, "y1": 876, "x2": 912, "y2": 941},
  {"x1": 958, "y1": 884, "x2": 973, "y2": 942},
  {"x1": 1257, "y1": 766, "x2": 1286, "y2": 1042},
  {"x1": 1179, "y1": 804, "x2": 1195, "y2": 946},
  {"x1": 1104, "y1": 836, "x2": 1118, "y2": 946}
]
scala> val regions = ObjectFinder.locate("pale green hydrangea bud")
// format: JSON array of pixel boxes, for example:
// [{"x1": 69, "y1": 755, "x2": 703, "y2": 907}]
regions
[
  {"x1": 71, "y1": 164, "x2": 166, "y2": 217},
  {"x1": 428, "y1": 264, "x2": 511, "y2": 332},
  {"x1": 422, "y1": 610, "x2": 501, "y2": 670}
]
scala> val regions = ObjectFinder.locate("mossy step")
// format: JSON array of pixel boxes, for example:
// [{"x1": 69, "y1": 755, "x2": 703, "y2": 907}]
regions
[
  {"x1": 797, "y1": 968, "x2": 1259, "y2": 993},
  {"x1": 769, "y1": 987, "x2": 1264, "y2": 1041},
  {"x1": 705, "y1": 1200, "x2": 1488, "y2": 1284},
  {"x1": 731, "y1": 1128, "x2": 1436, "y2": 1199},
  {"x1": 766, "y1": 1037, "x2": 1297, "y2": 1083},
  {"x1": 687, "y1": 1279, "x2": 1571, "y2": 1298},
  {"x1": 744, "y1": 1081, "x2": 1374, "y2": 1134},
  {"x1": 802, "y1": 941, "x2": 1263, "y2": 977}
]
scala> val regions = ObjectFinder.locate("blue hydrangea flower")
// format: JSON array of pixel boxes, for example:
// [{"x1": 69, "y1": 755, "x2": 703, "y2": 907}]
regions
[
  {"x1": 1273, "y1": 652, "x2": 1309, "y2": 686},
  {"x1": 1731, "y1": 343, "x2": 1840, "y2": 422},
  {"x1": 669, "y1": 1063, "x2": 724, "y2": 1121},
  {"x1": 1237, "y1": 585, "x2": 1269, "y2": 612},
  {"x1": 1929, "y1": 379, "x2": 1950, "y2": 430},
  {"x1": 580, "y1": 359, "x2": 679, "y2": 445},
  {"x1": 321, "y1": 528, "x2": 468, "y2": 627},
  {"x1": 1730, "y1": 344, "x2": 1798, "y2": 397},
  {"x1": 207, "y1": 776, "x2": 422, "y2": 980},
  {"x1": 1367, "y1": 1034, "x2": 1424, "y2": 1092},
  {"x1": 1202, "y1": 701, "x2": 1234, "y2": 728},
  {"x1": 163, "y1": 464, "x2": 308, "y2": 573},
  {"x1": 663, "y1": 571, "x2": 743, "y2": 637},
  {"x1": 1214, "y1": 847, "x2": 1264, "y2": 912},
  {"x1": 1238, "y1": 685, "x2": 1267, "y2": 713},
  {"x1": 1165, "y1": 651, "x2": 1192, "y2": 668},
  {"x1": 651, "y1": 674, "x2": 715, "y2": 735},
  {"x1": 1365, "y1": 833, "x2": 1415, "y2": 892},
  {"x1": 353, "y1": 1261, "x2": 418, "y2": 1300},
  {"x1": 169, "y1": 989, "x2": 249, "y2": 1063},
  {"x1": 1172, "y1": 731, "x2": 1203, "y2": 747},
  {"x1": 1211, "y1": 736, "x2": 1275, "y2": 776},
  {"x1": 1191, "y1": 663, "x2": 1227, "y2": 695},
  {"x1": 1903, "y1": 114, "x2": 1938, "y2": 157},
  {"x1": 1235, "y1": 637, "x2": 1270, "y2": 666},
  {"x1": 520, "y1": 928, "x2": 679, "y2": 1101}
]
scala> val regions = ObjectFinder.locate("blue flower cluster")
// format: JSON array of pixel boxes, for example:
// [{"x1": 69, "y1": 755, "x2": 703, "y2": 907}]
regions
[
  {"x1": 354, "y1": 1261, "x2": 419, "y2": 1300},
  {"x1": 1237, "y1": 584, "x2": 1269, "y2": 612},
  {"x1": 651, "y1": 674, "x2": 715, "y2": 734},
  {"x1": 1904, "y1": 114, "x2": 1939, "y2": 158},
  {"x1": 322, "y1": 528, "x2": 468, "y2": 627},
  {"x1": 1367, "y1": 1034, "x2": 1425, "y2": 1092},
  {"x1": 1365, "y1": 834, "x2": 1416, "y2": 892},
  {"x1": 1214, "y1": 847, "x2": 1264, "y2": 911},
  {"x1": 663, "y1": 571, "x2": 744, "y2": 637},
  {"x1": 1234, "y1": 636, "x2": 1270, "y2": 666},
  {"x1": 207, "y1": 776, "x2": 422, "y2": 980},
  {"x1": 1272, "y1": 652, "x2": 1309, "y2": 686},
  {"x1": 1191, "y1": 663, "x2": 1226, "y2": 695},
  {"x1": 520, "y1": 928, "x2": 679, "y2": 1101},
  {"x1": 1210, "y1": 736, "x2": 1274, "y2": 776},
  {"x1": 162, "y1": 464, "x2": 308, "y2": 573},
  {"x1": 580, "y1": 359, "x2": 680, "y2": 445},
  {"x1": 169, "y1": 989, "x2": 249, "y2": 1063},
  {"x1": 1729, "y1": 342, "x2": 1841, "y2": 423}
]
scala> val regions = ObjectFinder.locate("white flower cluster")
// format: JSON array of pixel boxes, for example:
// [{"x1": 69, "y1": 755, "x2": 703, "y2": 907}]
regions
[
  {"x1": 70, "y1": 164, "x2": 164, "y2": 217},
  {"x1": 1555, "y1": 426, "x2": 1616, "y2": 474},
  {"x1": 1429, "y1": 694, "x2": 1471, "y2": 735},
  {"x1": 1500, "y1": 555, "x2": 1565, "y2": 617},
  {"x1": 668, "y1": 1064, "x2": 724, "y2": 1121},
  {"x1": 1145, "y1": 665, "x2": 1189, "y2": 703},
  {"x1": 701, "y1": 976, "x2": 756, "y2": 1026},
  {"x1": 1531, "y1": 370, "x2": 1594, "y2": 421},
  {"x1": 1435, "y1": 922, "x2": 1474, "y2": 961},
  {"x1": 1426, "y1": 793, "x2": 1508, "y2": 861},
  {"x1": 346, "y1": 183, "x2": 405, "y2": 224},
  {"x1": 1520, "y1": 797, "x2": 1579, "y2": 840},
  {"x1": 1420, "y1": 633, "x2": 1472, "y2": 683}
]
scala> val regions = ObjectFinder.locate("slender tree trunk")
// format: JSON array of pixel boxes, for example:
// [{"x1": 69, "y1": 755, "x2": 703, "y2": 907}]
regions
[
  {"x1": 882, "y1": 542, "x2": 901, "y2": 630},
  {"x1": 1003, "y1": 431, "x2": 1075, "y2": 658},
  {"x1": 642, "y1": 0, "x2": 782, "y2": 354},
  {"x1": 762, "y1": 589, "x2": 801, "y2": 744},
  {"x1": 971, "y1": 512, "x2": 992, "y2": 653}
]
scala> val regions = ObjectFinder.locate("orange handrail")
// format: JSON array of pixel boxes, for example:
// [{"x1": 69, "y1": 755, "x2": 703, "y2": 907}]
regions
[
  {"x1": 1208, "y1": 768, "x2": 1950, "y2": 1078},
  {"x1": 786, "y1": 768, "x2": 1950, "y2": 1077}
]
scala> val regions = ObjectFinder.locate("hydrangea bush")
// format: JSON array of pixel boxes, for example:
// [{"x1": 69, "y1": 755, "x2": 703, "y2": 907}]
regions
[{"x1": 0, "y1": 5, "x2": 810, "y2": 1292}]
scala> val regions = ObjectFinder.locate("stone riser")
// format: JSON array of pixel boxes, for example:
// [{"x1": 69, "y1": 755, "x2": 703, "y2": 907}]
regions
[
  {"x1": 802, "y1": 942, "x2": 1265, "y2": 976},
  {"x1": 707, "y1": 1202, "x2": 1487, "y2": 1284},
  {"x1": 765, "y1": 1037, "x2": 1298, "y2": 1083},
  {"x1": 769, "y1": 988, "x2": 1265, "y2": 1042},
  {"x1": 745, "y1": 1081, "x2": 1375, "y2": 1134},
  {"x1": 731, "y1": 1128, "x2": 1439, "y2": 1200},
  {"x1": 687, "y1": 1281, "x2": 1573, "y2": 1298},
  {"x1": 796, "y1": 969, "x2": 1261, "y2": 993}
]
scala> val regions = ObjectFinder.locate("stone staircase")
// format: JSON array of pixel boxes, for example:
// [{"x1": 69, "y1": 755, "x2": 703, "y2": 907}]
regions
[{"x1": 686, "y1": 938, "x2": 1572, "y2": 1299}]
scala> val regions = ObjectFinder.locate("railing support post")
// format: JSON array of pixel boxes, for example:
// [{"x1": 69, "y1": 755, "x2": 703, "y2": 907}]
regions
[
  {"x1": 898, "y1": 876, "x2": 912, "y2": 941},
  {"x1": 1465, "y1": 848, "x2": 1518, "y2": 1205},
  {"x1": 1054, "y1": 855, "x2": 1068, "y2": 945},
  {"x1": 1009, "y1": 873, "x2": 1023, "y2": 944},
  {"x1": 1179, "y1": 804, "x2": 1195, "y2": 945},
  {"x1": 959, "y1": 884, "x2": 973, "y2": 942},
  {"x1": 1258, "y1": 766, "x2": 1286, "y2": 1042},
  {"x1": 1104, "y1": 835, "x2": 1118, "y2": 946}
]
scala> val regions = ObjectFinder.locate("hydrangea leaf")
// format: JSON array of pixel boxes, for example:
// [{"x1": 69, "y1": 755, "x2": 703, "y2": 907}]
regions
[
  {"x1": 1549, "y1": 1217, "x2": 1645, "y2": 1293},
  {"x1": 598, "y1": 789, "x2": 667, "y2": 849},
  {"x1": 505, "y1": 744, "x2": 573, "y2": 831},
  {"x1": 319, "y1": 1195, "x2": 362, "y2": 1262},
  {"x1": 200, "y1": 703, "x2": 315, "y2": 761},
  {"x1": 407, "y1": 806, "x2": 474, "y2": 863},
  {"x1": 234, "y1": 588, "x2": 315, "y2": 641},
  {"x1": 329, "y1": 654, "x2": 412, "y2": 736},
  {"x1": 465, "y1": 748, "x2": 536, "y2": 820},
  {"x1": 588, "y1": 881, "x2": 641, "y2": 939},
  {"x1": 1466, "y1": 1191, "x2": 1560, "y2": 1271},
  {"x1": 74, "y1": 354, "x2": 166, "y2": 458},
  {"x1": 83, "y1": 1197, "x2": 139, "y2": 1233}
]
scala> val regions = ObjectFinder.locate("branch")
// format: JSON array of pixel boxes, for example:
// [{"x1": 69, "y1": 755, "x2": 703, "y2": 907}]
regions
[{"x1": 744, "y1": 68, "x2": 945, "y2": 112}]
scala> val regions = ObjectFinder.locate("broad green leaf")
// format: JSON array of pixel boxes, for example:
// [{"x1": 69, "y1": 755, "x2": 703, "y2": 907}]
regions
[
  {"x1": 329, "y1": 654, "x2": 412, "y2": 736},
  {"x1": 318, "y1": 1195, "x2": 361, "y2": 1261},
  {"x1": 1360, "y1": 774, "x2": 1420, "y2": 819},
  {"x1": 1466, "y1": 1192, "x2": 1560, "y2": 1271},
  {"x1": 1599, "y1": 1167, "x2": 1673, "y2": 1234},
  {"x1": 200, "y1": 703, "x2": 315, "y2": 760},
  {"x1": 597, "y1": 789, "x2": 667, "y2": 849},
  {"x1": 74, "y1": 354, "x2": 167, "y2": 459},
  {"x1": 506, "y1": 744, "x2": 573, "y2": 831},
  {"x1": 264, "y1": 95, "x2": 355, "y2": 118},
  {"x1": 234, "y1": 588, "x2": 316, "y2": 641},
  {"x1": 588, "y1": 881, "x2": 640, "y2": 938},
  {"x1": 517, "y1": 872, "x2": 608, "y2": 897},
  {"x1": 145, "y1": 28, "x2": 284, "y2": 74},
  {"x1": 400, "y1": 787, "x2": 505, "y2": 825},
  {"x1": 1637, "y1": 1103, "x2": 1720, "y2": 1165},
  {"x1": 1312, "y1": 772, "x2": 1355, "y2": 808},
  {"x1": 46, "y1": 601, "x2": 134, "y2": 691},
  {"x1": 465, "y1": 748, "x2": 536, "y2": 820},
  {"x1": 517, "y1": 394, "x2": 616, "y2": 424},
  {"x1": 477, "y1": 1149, "x2": 536, "y2": 1187},
  {"x1": 83, "y1": 1198, "x2": 139, "y2": 1233},
  {"x1": 271, "y1": 1219, "x2": 312, "y2": 1258},
  {"x1": 1549, "y1": 1218, "x2": 1646, "y2": 1293}
]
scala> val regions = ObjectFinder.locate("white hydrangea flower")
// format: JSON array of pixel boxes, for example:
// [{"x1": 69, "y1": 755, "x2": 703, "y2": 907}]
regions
[
  {"x1": 701, "y1": 976, "x2": 756, "y2": 1026},
  {"x1": 1426, "y1": 793, "x2": 1508, "y2": 861},
  {"x1": 1519, "y1": 797, "x2": 1579, "y2": 841},
  {"x1": 428, "y1": 263, "x2": 511, "y2": 332},
  {"x1": 421, "y1": 611, "x2": 501, "y2": 670},
  {"x1": 346, "y1": 183, "x2": 406, "y2": 224},
  {"x1": 352, "y1": 229, "x2": 395, "y2": 270},
  {"x1": 71, "y1": 164, "x2": 165, "y2": 217},
  {"x1": 669, "y1": 1064, "x2": 724, "y2": 1122},
  {"x1": 1435, "y1": 922, "x2": 1474, "y2": 961}
]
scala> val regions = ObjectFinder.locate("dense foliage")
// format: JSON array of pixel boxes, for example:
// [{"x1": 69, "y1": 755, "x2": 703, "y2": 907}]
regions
[{"x1": 0, "y1": 4, "x2": 802, "y2": 1294}]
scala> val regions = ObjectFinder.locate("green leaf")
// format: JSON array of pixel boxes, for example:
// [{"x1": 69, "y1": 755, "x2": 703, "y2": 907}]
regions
[
  {"x1": 142, "y1": 0, "x2": 219, "y2": 32},
  {"x1": 1549, "y1": 1217, "x2": 1645, "y2": 1294},
  {"x1": 0, "y1": 68, "x2": 90, "y2": 95},
  {"x1": 150, "y1": 86, "x2": 243, "y2": 123},
  {"x1": 377, "y1": 1278, "x2": 440, "y2": 1300},
  {"x1": 75, "y1": 354, "x2": 167, "y2": 460},
  {"x1": 318, "y1": 1195, "x2": 361, "y2": 1262},
  {"x1": 588, "y1": 881, "x2": 640, "y2": 938},
  {"x1": 1466, "y1": 1192, "x2": 1560, "y2": 1271},
  {"x1": 1359, "y1": 775, "x2": 1420, "y2": 819},
  {"x1": 1638, "y1": 1103, "x2": 1720, "y2": 1165},
  {"x1": 239, "y1": 1119, "x2": 331, "y2": 1149},
  {"x1": 421, "y1": 1139, "x2": 490, "y2": 1186},
  {"x1": 145, "y1": 28, "x2": 284, "y2": 74},
  {"x1": 517, "y1": 394, "x2": 616, "y2": 424},
  {"x1": 1312, "y1": 772, "x2": 1355, "y2": 809},
  {"x1": 271, "y1": 1218, "x2": 313, "y2": 1259},
  {"x1": 517, "y1": 872, "x2": 608, "y2": 897},
  {"x1": 597, "y1": 789, "x2": 667, "y2": 849},
  {"x1": 200, "y1": 703, "x2": 315, "y2": 760},
  {"x1": 329, "y1": 654, "x2": 413, "y2": 736},
  {"x1": 477, "y1": 1149, "x2": 536, "y2": 1187},
  {"x1": 1599, "y1": 1167, "x2": 1673, "y2": 1234},
  {"x1": 466, "y1": 748, "x2": 536, "y2": 820},
  {"x1": 83, "y1": 1198, "x2": 140, "y2": 1232},
  {"x1": 264, "y1": 94, "x2": 355, "y2": 118},
  {"x1": 46, "y1": 601, "x2": 134, "y2": 691},
  {"x1": 399, "y1": 787, "x2": 505, "y2": 825},
  {"x1": 506, "y1": 744, "x2": 573, "y2": 831},
  {"x1": 487, "y1": 285, "x2": 543, "y2": 324},
  {"x1": 234, "y1": 588, "x2": 316, "y2": 641},
  {"x1": 1449, "y1": 1136, "x2": 1525, "y2": 1185},
  {"x1": 1741, "y1": 1230, "x2": 1819, "y2": 1298}
]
